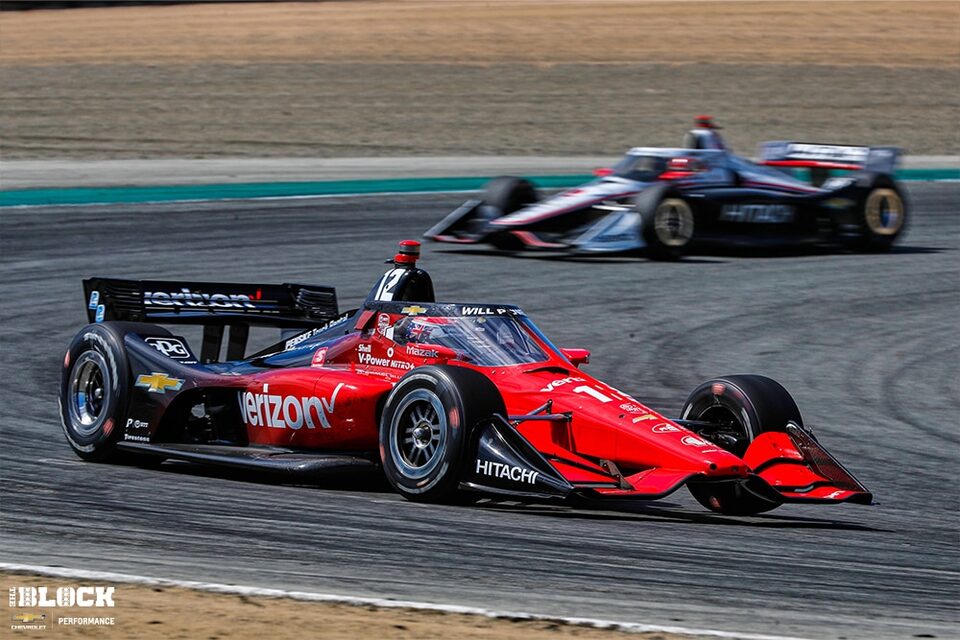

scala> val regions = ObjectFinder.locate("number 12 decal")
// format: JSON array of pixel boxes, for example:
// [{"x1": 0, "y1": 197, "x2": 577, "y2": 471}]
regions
[{"x1": 373, "y1": 269, "x2": 404, "y2": 301}]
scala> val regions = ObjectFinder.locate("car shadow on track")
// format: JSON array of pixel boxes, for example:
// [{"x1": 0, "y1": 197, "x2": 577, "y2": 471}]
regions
[
  {"x1": 151, "y1": 460, "x2": 392, "y2": 493},
  {"x1": 434, "y1": 243, "x2": 947, "y2": 262},
  {"x1": 433, "y1": 247, "x2": 725, "y2": 264},
  {"x1": 473, "y1": 498, "x2": 888, "y2": 532},
  {"x1": 147, "y1": 462, "x2": 885, "y2": 532}
]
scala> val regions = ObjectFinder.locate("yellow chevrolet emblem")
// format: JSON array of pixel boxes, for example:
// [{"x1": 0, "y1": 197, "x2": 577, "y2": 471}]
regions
[
  {"x1": 136, "y1": 372, "x2": 184, "y2": 393},
  {"x1": 402, "y1": 305, "x2": 428, "y2": 315},
  {"x1": 13, "y1": 614, "x2": 46, "y2": 623}
]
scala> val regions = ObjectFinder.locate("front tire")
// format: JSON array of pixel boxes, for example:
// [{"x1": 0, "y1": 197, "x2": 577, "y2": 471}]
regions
[
  {"x1": 680, "y1": 374, "x2": 803, "y2": 515},
  {"x1": 379, "y1": 365, "x2": 506, "y2": 503},
  {"x1": 481, "y1": 176, "x2": 539, "y2": 250},
  {"x1": 636, "y1": 188, "x2": 695, "y2": 260}
]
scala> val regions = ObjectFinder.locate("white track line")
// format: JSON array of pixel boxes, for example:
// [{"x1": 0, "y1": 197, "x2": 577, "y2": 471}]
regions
[{"x1": 0, "y1": 562, "x2": 810, "y2": 640}]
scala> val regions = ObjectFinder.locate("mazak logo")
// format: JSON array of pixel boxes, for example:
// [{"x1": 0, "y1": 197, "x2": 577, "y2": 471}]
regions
[
  {"x1": 540, "y1": 376, "x2": 585, "y2": 393},
  {"x1": 682, "y1": 435, "x2": 711, "y2": 447},
  {"x1": 406, "y1": 345, "x2": 438, "y2": 358},
  {"x1": 9, "y1": 586, "x2": 115, "y2": 608},
  {"x1": 144, "y1": 288, "x2": 257, "y2": 309},
  {"x1": 239, "y1": 383, "x2": 344, "y2": 430},
  {"x1": 476, "y1": 460, "x2": 540, "y2": 485}
]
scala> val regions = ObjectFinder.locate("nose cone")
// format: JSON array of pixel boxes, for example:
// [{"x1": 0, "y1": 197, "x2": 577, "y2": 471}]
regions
[{"x1": 514, "y1": 370, "x2": 749, "y2": 476}]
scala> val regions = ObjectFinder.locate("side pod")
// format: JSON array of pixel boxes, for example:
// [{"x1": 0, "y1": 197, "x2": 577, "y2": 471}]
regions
[
  {"x1": 569, "y1": 209, "x2": 646, "y2": 254},
  {"x1": 460, "y1": 416, "x2": 574, "y2": 499}
]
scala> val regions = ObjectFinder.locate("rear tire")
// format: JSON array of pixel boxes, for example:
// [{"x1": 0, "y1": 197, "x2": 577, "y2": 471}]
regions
[
  {"x1": 680, "y1": 374, "x2": 803, "y2": 515},
  {"x1": 379, "y1": 365, "x2": 506, "y2": 503},
  {"x1": 481, "y1": 176, "x2": 539, "y2": 250},
  {"x1": 60, "y1": 322, "x2": 170, "y2": 463},
  {"x1": 855, "y1": 181, "x2": 907, "y2": 251}
]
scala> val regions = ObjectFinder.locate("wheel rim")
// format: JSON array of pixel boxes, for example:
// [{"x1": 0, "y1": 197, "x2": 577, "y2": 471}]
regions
[
  {"x1": 389, "y1": 389, "x2": 447, "y2": 480},
  {"x1": 696, "y1": 405, "x2": 751, "y2": 457},
  {"x1": 654, "y1": 199, "x2": 694, "y2": 247},
  {"x1": 68, "y1": 350, "x2": 111, "y2": 436},
  {"x1": 864, "y1": 188, "x2": 904, "y2": 236}
]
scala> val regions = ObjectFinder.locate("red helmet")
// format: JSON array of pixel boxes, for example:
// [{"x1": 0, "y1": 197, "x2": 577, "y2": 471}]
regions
[{"x1": 694, "y1": 114, "x2": 722, "y2": 130}]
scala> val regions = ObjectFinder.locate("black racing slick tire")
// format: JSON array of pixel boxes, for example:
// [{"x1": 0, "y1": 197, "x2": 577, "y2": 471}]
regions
[
  {"x1": 484, "y1": 176, "x2": 539, "y2": 215},
  {"x1": 379, "y1": 365, "x2": 506, "y2": 503},
  {"x1": 59, "y1": 322, "x2": 170, "y2": 463},
  {"x1": 854, "y1": 178, "x2": 908, "y2": 251},
  {"x1": 680, "y1": 374, "x2": 804, "y2": 515},
  {"x1": 635, "y1": 186, "x2": 695, "y2": 260},
  {"x1": 482, "y1": 176, "x2": 539, "y2": 250}
]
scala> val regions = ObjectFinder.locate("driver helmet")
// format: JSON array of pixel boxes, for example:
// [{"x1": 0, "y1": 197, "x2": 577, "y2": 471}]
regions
[{"x1": 684, "y1": 115, "x2": 728, "y2": 151}]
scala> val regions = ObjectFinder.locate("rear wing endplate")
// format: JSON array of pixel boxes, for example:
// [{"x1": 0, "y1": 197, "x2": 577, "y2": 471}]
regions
[
  {"x1": 83, "y1": 278, "x2": 339, "y2": 362},
  {"x1": 758, "y1": 141, "x2": 901, "y2": 174}
]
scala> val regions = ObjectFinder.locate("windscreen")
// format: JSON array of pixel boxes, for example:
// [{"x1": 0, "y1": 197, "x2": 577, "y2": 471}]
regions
[
  {"x1": 393, "y1": 315, "x2": 548, "y2": 366},
  {"x1": 611, "y1": 154, "x2": 667, "y2": 181}
]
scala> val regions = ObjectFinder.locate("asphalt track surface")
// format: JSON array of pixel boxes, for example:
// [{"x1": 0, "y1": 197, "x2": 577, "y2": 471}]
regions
[{"x1": 1, "y1": 184, "x2": 957, "y2": 639}]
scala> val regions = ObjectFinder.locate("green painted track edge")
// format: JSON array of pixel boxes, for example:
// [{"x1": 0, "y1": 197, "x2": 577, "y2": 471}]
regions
[{"x1": 2, "y1": 168, "x2": 957, "y2": 207}]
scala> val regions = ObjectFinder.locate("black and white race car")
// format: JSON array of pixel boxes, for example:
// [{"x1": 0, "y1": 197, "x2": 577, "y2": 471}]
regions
[{"x1": 425, "y1": 133, "x2": 908, "y2": 259}]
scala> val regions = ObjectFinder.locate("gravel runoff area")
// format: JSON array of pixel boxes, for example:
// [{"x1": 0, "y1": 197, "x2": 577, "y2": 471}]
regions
[
  {"x1": 1, "y1": 1, "x2": 958, "y2": 160},
  {"x1": 2, "y1": 572, "x2": 696, "y2": 640}
]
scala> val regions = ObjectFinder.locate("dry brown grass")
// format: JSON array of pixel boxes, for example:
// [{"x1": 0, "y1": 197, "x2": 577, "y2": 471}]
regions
[
  {"x1": 1, "y1": 1, "x2": 957, "y2": 159},
  {"x1": 2, "y1": 1, "x2": 958, "y2": 67}
]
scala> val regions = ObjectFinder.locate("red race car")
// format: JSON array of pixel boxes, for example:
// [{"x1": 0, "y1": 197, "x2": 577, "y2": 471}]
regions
[{"x1": 61, "y1": 241, "x2": 871, "y2": 515}]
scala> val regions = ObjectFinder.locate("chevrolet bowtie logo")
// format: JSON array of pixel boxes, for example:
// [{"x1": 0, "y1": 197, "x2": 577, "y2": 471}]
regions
[
  {"x1": 135, "y1": 372, "x2": 184, "y2": 394},
  {"x1": 13, "y1": 614, "x2": 46, "y2": 624},
  {"x1": 402, "y1": 305, "x2": 428, "y2": 315}
]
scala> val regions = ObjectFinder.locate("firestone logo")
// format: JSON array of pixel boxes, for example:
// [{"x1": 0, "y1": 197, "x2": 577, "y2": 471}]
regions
[{"x1": 9, "y1": 586, "x2": 114, "y2": 608}]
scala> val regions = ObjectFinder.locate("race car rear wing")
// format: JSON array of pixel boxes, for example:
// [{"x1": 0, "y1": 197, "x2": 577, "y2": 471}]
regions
[
  {"x1": 758, "y1": 141, "x2": 901, "y2": 174},
  {"x1": 83, "y1": 278, "x2": 339, "y2": 361}
]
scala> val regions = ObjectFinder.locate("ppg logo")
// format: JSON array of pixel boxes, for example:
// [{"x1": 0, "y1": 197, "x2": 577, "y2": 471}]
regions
[{"x1": 145, "y1": 337, "x2": 192, "y2": 359}]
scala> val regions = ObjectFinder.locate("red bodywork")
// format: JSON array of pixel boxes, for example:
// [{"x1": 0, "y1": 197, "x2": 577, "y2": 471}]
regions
[{"x1": 233, "y1": 305, "x2": 866, "y2": 504}]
